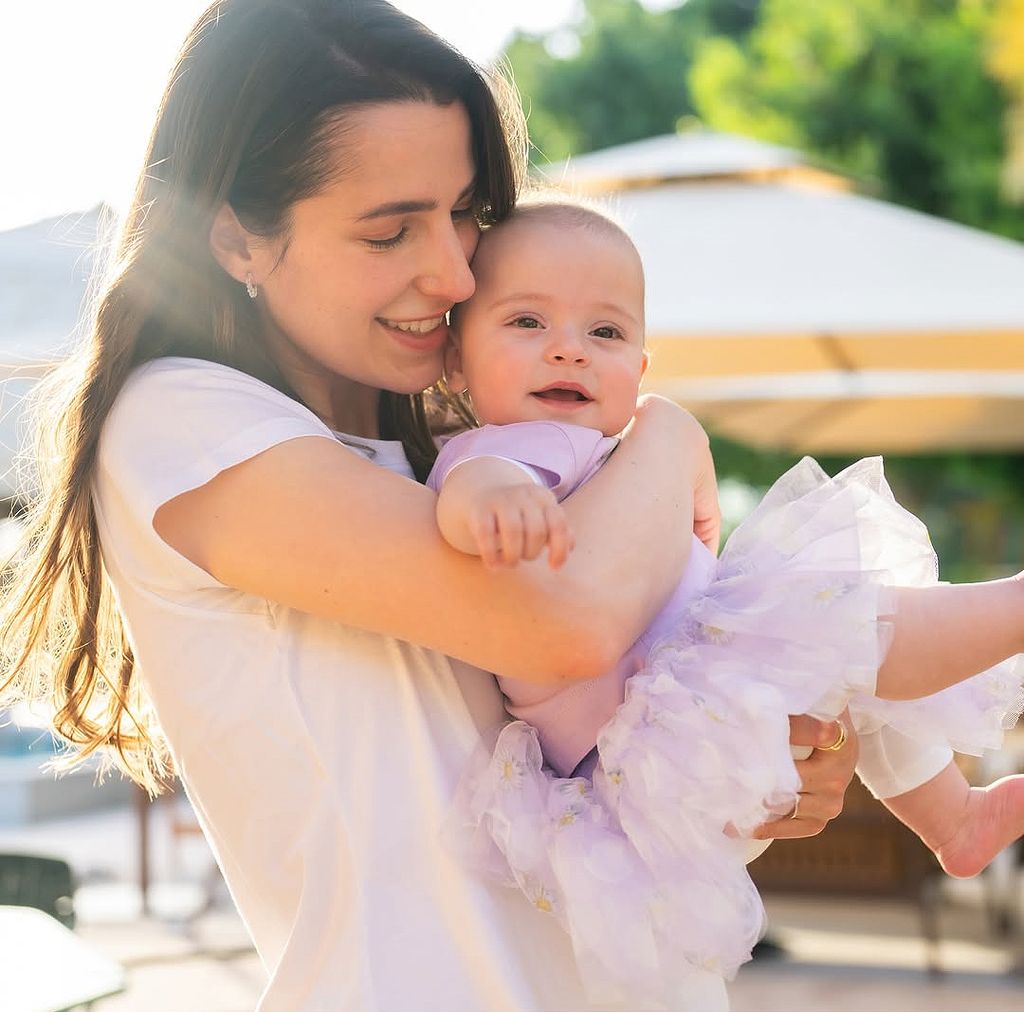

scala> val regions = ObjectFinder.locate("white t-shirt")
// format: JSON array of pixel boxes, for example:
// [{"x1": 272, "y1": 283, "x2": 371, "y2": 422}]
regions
[{"x1": 93, "y1": 358, "x2": 729, "y2": 1012}]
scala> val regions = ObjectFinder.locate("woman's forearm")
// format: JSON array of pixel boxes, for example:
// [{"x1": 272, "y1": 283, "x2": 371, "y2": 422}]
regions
[
  {"x1": 556, "y1": 395, "x2": 700, "y2": 659},
  {"x1": 155, "y1": 398, "x2": 706, "y2": 684}
]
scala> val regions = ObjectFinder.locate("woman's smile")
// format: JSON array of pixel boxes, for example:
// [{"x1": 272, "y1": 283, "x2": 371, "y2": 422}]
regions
[{"x1": 377, "y1": 313, "x2": 451, "y2": 353}]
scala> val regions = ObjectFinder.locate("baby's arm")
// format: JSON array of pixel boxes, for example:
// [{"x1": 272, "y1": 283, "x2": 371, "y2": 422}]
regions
[{"x1": 436, "y1": 456, "x2": 573, "y2": 569}]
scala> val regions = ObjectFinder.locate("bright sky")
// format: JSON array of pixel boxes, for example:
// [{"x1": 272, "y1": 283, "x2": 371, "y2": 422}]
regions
[
  {"x1": 0, "y1": 1, "x2": 672, "y2": 233},
  {"x1": 0, "y1": 1, "x2": 565, "y2": 232}
]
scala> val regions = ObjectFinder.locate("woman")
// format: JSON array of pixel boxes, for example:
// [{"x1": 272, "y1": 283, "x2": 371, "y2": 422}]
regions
[{"x1": 0, "y1": 2, "x2": 857, "y2": 1009}]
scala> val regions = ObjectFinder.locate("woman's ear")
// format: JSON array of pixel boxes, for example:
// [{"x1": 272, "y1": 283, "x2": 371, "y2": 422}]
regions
[
  {"x1": 444, "y1": 337, "x2": 468, "y2": 394},
  {"x1": 209, "y1": 203, "x2": 261, "y2": 283}
]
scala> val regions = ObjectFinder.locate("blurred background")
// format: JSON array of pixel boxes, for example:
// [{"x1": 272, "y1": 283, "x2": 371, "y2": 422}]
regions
[{"x1": 1, "y1": 1, "x2": 1023, "y2": 1009}]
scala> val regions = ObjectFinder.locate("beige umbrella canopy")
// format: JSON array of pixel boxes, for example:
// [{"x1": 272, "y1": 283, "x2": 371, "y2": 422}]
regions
[
  {"x1": 0, "y1": 208, "x2": 107, "y2": 498},
  {"x1": 540, "y1": 132, "x2": 1024, "y2": 453}
]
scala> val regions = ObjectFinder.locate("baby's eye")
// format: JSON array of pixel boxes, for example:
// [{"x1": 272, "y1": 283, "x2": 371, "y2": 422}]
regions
[
  {"x1": 591, "y1": 325, "x2": 623, "y2": 340},
  {"x1": 511, "y1": 316, "x2": 542, "y2": 329}
]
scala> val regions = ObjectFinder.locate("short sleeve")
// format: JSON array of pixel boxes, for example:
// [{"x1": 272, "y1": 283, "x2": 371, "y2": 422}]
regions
[
  {"x1": 427, "y1": 422, "x2": 614, "y2": 500},
  {"x1": 98, "y1": 358, "x2": 334, "y2": 518},
  {"x1": 94, "y1": 357, "x2": 336, "y2": 595}
]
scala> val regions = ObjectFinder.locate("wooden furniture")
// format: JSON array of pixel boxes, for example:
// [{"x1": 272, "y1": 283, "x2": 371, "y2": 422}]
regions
[
  {"x1": 0, "y1": 904, "x2": 124, "y2": 1011},
  {"x1": 748, "y1": 776, "x2": 944, "y2": 972}
]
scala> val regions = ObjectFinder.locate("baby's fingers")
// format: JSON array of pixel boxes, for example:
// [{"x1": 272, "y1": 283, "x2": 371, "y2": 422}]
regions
[
  {"x1": 496, "y1": 506, "x2": 527, "y2": 567},
  {"x1": 514, "y1": 488, "x2": 561, "y2": 565},
  {"x1": 520, "y1": 502, "x2": 552, "y2": 562},
  {"x1": 545, "y1": 504, "x2": 574, "y2": 569},
  {"x1": 470, "y1": 510, "x2": 504, "y2": 568}
]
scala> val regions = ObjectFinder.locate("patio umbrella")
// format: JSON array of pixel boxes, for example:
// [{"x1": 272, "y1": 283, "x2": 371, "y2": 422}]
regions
[
  {"x1": 540, "y1": 132, "x2": 1024, "y2": 453},
  {"x1": 0, "y1": 208, "x2": 106, "y2": 498}
]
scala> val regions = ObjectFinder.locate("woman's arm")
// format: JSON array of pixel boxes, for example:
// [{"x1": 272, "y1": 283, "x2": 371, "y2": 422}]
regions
[{"x1": 154, "y1": 395, "x2": 706, "y2": 684}]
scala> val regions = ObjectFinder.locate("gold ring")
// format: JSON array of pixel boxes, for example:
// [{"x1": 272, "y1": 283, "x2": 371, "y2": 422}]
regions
[
  {"x1": 820, "y1": 722, "x2": 848, "y2": 752},
  {"x1": 789, "y1": 794, "x2": 801, "y2": 820}
]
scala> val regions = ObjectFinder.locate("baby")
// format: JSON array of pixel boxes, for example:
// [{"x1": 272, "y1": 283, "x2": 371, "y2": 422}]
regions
[{"x1": 428, "y1": 197, "x2": 1024, "y2": 1003}]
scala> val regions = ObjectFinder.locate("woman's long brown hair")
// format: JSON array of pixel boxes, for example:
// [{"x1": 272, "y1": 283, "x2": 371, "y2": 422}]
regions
[{"x1": 0, "y1": 0, "x2": 526, "y2": 793}]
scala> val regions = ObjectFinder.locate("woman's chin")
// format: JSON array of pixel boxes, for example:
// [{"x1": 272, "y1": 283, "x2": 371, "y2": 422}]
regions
[{"x1": 384, "y1": 366, "x2": 444, "y2": 397}]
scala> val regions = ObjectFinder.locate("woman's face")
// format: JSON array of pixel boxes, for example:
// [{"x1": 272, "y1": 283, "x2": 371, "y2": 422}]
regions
[{"x1": 252, "y1": 101, "x2": 479, "y2": 434}]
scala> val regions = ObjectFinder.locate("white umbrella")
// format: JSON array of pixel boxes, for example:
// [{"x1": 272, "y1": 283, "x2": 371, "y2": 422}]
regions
[
  {"x1": 539, "y1": 129, "x2": 847, "y2": 193},
  {"x1": 0, "y1": 207, "x2": 107, "y2": 498}
]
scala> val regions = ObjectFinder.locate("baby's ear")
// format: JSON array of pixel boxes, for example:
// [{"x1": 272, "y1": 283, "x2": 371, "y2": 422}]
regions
[
  {"x1": 444, "y1": 336, "x2": 468, "y2": 393},
  {"x1": 640, "y1": 349, "x2": 650, "y2": 379}
]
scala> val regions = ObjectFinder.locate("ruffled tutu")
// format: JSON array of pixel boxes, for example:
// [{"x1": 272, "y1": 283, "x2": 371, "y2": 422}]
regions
[{"x1": 452, "y1": 456, "x2": 1024, "y2": 1009}]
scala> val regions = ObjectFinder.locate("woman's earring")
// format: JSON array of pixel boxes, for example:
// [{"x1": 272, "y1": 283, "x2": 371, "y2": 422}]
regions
[{"x1": 245, "y1": 273, "x2": 258, "y2": 300}]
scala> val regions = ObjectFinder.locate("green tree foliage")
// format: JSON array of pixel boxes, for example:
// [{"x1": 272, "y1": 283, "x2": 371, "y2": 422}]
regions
[
  {"x1": 987, "y1": 0, "x2": 1024, "y2": 200},
  {"x1": 504, "y1": 0, "x2": 761, "y2": 162},
  {"x1": 505, "y1": 0, "x2": 1021, "y2": 235},
  {"x1": 690, "y1": 0, "x2": 1023, "y2": 237}
]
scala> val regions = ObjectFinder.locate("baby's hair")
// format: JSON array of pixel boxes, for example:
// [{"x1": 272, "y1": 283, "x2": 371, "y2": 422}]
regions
[{"x1": 494, "y1": 189, "x2": 639, "y2": 257}]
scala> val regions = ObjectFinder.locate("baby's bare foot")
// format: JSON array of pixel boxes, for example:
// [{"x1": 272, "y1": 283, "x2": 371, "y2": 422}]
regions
[{"x1": 935, "y1": 775, "x2": 1024, "y2": 878}]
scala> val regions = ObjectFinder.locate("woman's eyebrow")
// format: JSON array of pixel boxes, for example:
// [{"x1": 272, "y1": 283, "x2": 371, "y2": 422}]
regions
[{"x1": 356, "y1": 181, "x2": 476, "y2": 222}]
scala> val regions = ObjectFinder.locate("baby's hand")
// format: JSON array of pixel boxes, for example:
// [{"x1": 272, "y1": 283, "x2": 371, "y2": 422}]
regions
[
  {"x1": 436, "y1": 456, "x2": 575, "y2": 569},
  {"x1": 468, "y1": 483, "x2": 574, "y2": 570}
]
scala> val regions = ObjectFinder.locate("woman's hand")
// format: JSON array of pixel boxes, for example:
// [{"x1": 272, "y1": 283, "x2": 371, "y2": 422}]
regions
[
  {"x1": 753, "y1": 711, "x2": 858, "y2": 840},
  {"x1": 688, "y1": 426, "x2": 720, "y2": 556}
]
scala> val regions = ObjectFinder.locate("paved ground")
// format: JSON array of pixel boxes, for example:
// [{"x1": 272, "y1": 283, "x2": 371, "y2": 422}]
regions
[{"x1": 3, "y1": 797, "x2": 1024, "y2": 1011}]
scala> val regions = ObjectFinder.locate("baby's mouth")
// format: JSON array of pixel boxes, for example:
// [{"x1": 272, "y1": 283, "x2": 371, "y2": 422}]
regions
[{"x1": 531, "y1": 386, "x2": 592, "y2": 403}]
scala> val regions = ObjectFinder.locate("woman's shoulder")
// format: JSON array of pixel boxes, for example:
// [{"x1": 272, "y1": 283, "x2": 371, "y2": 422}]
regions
[
  {"x1": 116, "y1": 355, "x2": 293, "y2": 408},
  {"x1": 97, "y1": 356, "x2": 334, "y2": 505},
  {"x1": 107, "y1": 356, "x2": 326, "y2": 436}
]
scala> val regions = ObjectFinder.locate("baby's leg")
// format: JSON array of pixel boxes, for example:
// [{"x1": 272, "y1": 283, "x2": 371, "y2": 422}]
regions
[
  {"x1": 876, "y1": 576, "x2": 1024, "y2": 700},
  {"x1": 883, "y1": 759, "x2": 1024, "y2": 878}
]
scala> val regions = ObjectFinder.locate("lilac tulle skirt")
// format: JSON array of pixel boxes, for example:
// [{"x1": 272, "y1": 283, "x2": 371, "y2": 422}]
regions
[{"x1": 449, "y1": 457, "x2": 1024, "y2": 1009}]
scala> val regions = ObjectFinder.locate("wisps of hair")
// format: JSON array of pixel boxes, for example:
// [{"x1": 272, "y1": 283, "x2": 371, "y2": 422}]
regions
[{"x1": 510, "y1": 187, "x2": 637, "y2": 251}]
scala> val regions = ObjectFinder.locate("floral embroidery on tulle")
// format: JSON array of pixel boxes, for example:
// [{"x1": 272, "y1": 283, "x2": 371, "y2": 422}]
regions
[
  {"x1": 493, "y1": 749, "x2": 526, "y2": 789},
  {"x1": 812, "y1": 582, "x2": 852, "y2": 606},
  {"x1": 554, "y1": 779, "x2": 591, "y2": 799},
  {"x1": 527, "y1": 880, "x2": 557, "y2": 914},
  {"x1": 693, "y1": 693, "x2": 726, "y2": 723},
  {"x1": 556, "y1": 804, "x2": 584, "y2": 828},
  {"x1": 452, "y1": 454, "x2": 1024, "y2": 1009},
  {"x1": 699, "y1": 623, "x2": 734, "y2": 645}
]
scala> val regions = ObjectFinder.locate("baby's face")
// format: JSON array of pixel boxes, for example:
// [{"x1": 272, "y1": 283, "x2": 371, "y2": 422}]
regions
[{"x1": 448, "y1": 217, "x2": 647, "y2": 436}]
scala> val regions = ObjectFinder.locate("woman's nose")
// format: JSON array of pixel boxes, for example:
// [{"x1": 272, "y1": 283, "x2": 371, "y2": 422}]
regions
[{"x1": 417, "y1": 223, "x2": 477, "y2": 303}]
